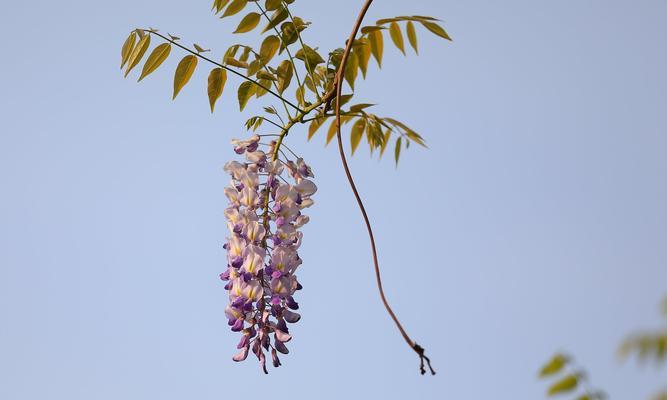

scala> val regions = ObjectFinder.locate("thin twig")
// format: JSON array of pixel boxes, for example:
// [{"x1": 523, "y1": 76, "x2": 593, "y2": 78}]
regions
[{"x1": 333, "y1": 0, "x2": 435, "y2": 375}]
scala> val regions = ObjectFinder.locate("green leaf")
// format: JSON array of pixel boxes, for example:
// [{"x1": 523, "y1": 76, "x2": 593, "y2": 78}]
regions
[
  {"x1": 295, "y1": 45, "x2": 325, "y2": 70},
  {"x1": 259, "y1": 35, "x2": 280, "y2": 64},
  {"x1": 406, "y1": 21, "x2": 418, "y2": 54},
  {"x1": 237, "y1": 81, "x2": 256, "y2": 111},
  {"x1": 221, "y1": 0, "x2": 247, "y2": 18},
  {"x1": 255, "y1": 78, "x2": 272, "y2": 98},
  {"x1": 349, "y1": 103, "x2": 375, "y2": 112},
  {"x1": 379, "y1": 129, "x2": 391, "y2": 157},
  {"x1": 138, "y1": 43, "x2": 171, "y2": 82},
  {"x1": 172, "y1": 55, "x2": 198, "y2": 99},
  {"x1": 276, "y1": 60, "x2": 293, "y2": 94},
  {"x1": 308, "y1": 117, "x2": 328, "y2": 140},
  {"x1": 420, "y1": 21, "x2": 452, "y2": 41},
  {"x1": 360, "y1": 25, "x2": 385, "y2": 35},
  {"x1": 394, "y1": 137, "x2": 402, "y2": 166},
  {"x1": 262, "y1": 6, "x2": 288, "y2": 33},
  {"x1": 368, "y1": 29, "x2": 384, "y2": 68},
  {"x1": 193, "y1": 43, "x2": 210, "y2": 53},
  {"x1": 234, "y1": 12, "x2": 261, "y2": 33},
  {"x1": 207, "y1": 68, "x2": 227, "y2": 112},
  {"x1": 326, "y1": 116, "x2": 351, "y2": 145},
  {"x1": 350, "y1": 118, "x2": 366, "y2": 155},
  {"x1": 120, "y1": 31, "x2": 137, "y2": 69},
  {"x1": 354, "y1": 39, "x2": 371, "y2": 78},
  {"x1": 547, "y1": 375, "x2": 578, "y2": 396},
  {"x1": 213, "y1": 0, "x2": 230, "y2": 14},
  {"x1": 124, "y1": 33, "x2": 150, "y2": 77},
  {"x1": 256, "y1": 70, "x2": 277, "y2": 81},
  {"x1": 344, "y1": 51, "x2": 358, "y2": 90},
  {"x1": 539, "y1": 354, "x2": 568, "y2": 377},
  {"x1": 265, "y1": 0, "x2": 281, "y2": 11},
  {"x1": 295, "y1": 85, "x2": 305, "y2": 107},
  {"x1": 389, "y1": 22, "x2": 405, "y2": 55}
]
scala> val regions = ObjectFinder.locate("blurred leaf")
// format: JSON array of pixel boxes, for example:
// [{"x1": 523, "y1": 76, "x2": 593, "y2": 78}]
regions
[
  {"x1": 221, "y1": 0, "x2": 247, "y2": 18},
  {"x1": 225, "y1": 57, "x2": 248, "y2": 69},
  {"x1": 389, "y1": 22, "x2": 405, "y2": 55},
  {"x1": 295, "y1": 85, "x2": 305, "y2": 107},
  {"x1": 207, "y1": 67, "x2": 227, "y2": 112},
  {"x1": 276, "y1": 60, "x2": 293, "y2": 94},
  {"x1": 120, "y1": 31, "x2": 137, "y2": 69},
  {"x1": 237, "y1": 81, "x2": 256, "y2": 111},
  {"x1": 420, "y1": 20, "x2": 452, "y2": 41},
  {"x1": 350, "y1": 118, "x2": 366, "y2": 155},
  {"x1": 547, "y1": 374, "x2": 578, "y2": 396},
  {"x1": 539, "y1": 354, "x2": 568, "y2": 377},
  {"x1": 124, "y1": 34, "x2": 150, "y2": 77},
  {"x1": 394, "y1": 137, "x2": 402, "y2": 166},
  {"x1": 234, "y1": 12, "x2": 261, "y2": 33},
  {"x1": 406, "y1": 21, "x2": 418, "y2": 54},
  {"x1": 172, "y1": 55, "x2": 198, "y2": 99},
  {"x1": 264, "y1": 106, "x2": 277, "y2": 115},
  {"x1": 138, "y1": 43, "x2": 171, "y2": 82},
  {"x1": 168, "y1": 33, "x2": 180, "y2": 41},
  {"x1": 379, "y1": 129, "x2": 391, "y2": 157},
  {"x1": 368, "y1": 29, "x2": 384, "y2": 67},
  {"x1": 325, "y1": 116, "x2": 351, "y2": 145},
  {"x1": 259, "y1": 35, "x2": 280, "y2": 64}
]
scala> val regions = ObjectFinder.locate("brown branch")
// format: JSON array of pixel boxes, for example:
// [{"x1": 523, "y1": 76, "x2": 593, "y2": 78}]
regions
[{"x1": 333, "y1": 0, "x2": 435, "y2": 375}]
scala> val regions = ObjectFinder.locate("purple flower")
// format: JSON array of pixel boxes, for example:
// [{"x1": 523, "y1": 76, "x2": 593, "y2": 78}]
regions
[{"x1": 220, "y1": 135, "x2": 316, "y2": 373}]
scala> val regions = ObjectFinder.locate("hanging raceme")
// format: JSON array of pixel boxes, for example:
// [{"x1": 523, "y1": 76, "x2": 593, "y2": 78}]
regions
[{"x1": 118, "y1": 0, "x2": 451, "y2": 373}]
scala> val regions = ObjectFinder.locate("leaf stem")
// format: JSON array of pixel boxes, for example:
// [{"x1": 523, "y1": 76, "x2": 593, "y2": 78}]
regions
[{"x1": 145, "y1": 30, "x2": 304, "y2": 113}]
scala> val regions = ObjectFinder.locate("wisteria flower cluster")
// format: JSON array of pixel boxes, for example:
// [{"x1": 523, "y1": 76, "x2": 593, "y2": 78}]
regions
[{"x1": 220, "y1": 134, "x2": 317, "y2": 373}]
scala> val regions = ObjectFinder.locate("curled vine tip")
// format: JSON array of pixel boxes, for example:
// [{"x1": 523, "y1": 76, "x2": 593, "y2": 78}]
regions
[{"x1": 413, "y1": 344, "x2": 436, "y2": 375}]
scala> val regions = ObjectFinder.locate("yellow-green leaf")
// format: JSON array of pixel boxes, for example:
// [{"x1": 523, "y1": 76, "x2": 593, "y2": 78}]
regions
[
  {"x1": 420, "y1": 21, "x2": 452, "y2": 41},
  {"x1": 380, "y1": 129, "x2": 391, "y2": 157},
  {"x1": 255, "y1": 78, "x2": 272, "y2": 98},
  {"x1": 406, "y1": 21, "x2": 418, "y2": 54},
  {"x1": 221, "y1": 0, "x2": 247, "y2": 18},
  {"x1": 259, "y1": 35, "x2": 280, "y2": 64},
  {"x1": 394, "y1": 137, "x2": 402, "y2": 166},
  {"x1": 194, "y1": 43, "x2": 210, "y2": 53},
  {"x1": 262, "y1": 6, "x2": 288, "y2": 33},
  {"x1": 124, "y1": 34, "x2": 150, "y2": 77},
  {"x1": 234, "y1": 12, "x2": 261, "y2": 33},
  {"x1": 539, "y1": 354, "x2": 568, "y2": 377},
  {"x1": 276, "y1": 60, "x2": 293, "y2": 94},
  {"x1": 354, "y1": 40, "x2": 371, "y2": 78},
  {"x1": 344, "y1": 51, "x2": 358, "y2": 90},
  {"x1": 173, "y1": 55, "x2": 198, "y2": 99},
  {"x1": 256, "y1": 70, "x2": 277, "y2": 81},
  {"x1": 369, "y1": 29, "x2": 384, "y2": 67},
  {"x1": 120, "y1": 31, "x2": 137, "y2": 69},
  {"x1": 389, "y1": 22, "x2": 405, "y2": 55},
  {"x1": 138, "y1": 43, "x2": 171, "y2": 82},
  {"x1": 213, "y1": 0, "x2": 230, "y2": 13},
  {"x1": 308, "y1": 117, "x2": 327, "y2": 140},
  {"x1": 326, "y1": 116, "x2": 351, "y2": 145},
  {"x1": 207, "y1": 68, "x2": 227, "y2": 112},
  {"x1": 265, "y1": 0, "x2": 281, "y2": 10},
  {"x1": 237, "y1": 81, "x2": 256, "y2": 111},
  {"x1": 350, "y1": 118, "x2": 366, "y2": 155},
  {"x1": 547, "y1": 375, "x2": 578, "y2": 396}
]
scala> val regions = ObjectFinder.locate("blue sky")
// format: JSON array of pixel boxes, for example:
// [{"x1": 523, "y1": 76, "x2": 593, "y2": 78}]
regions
[{"x1": 1, "y1": 1, "x2": 666, "y2": 399}]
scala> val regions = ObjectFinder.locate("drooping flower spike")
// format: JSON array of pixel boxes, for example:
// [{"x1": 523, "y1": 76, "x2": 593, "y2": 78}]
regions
[{"x1": 220, "y1": 134, "x2": 316, "y2": 373}]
